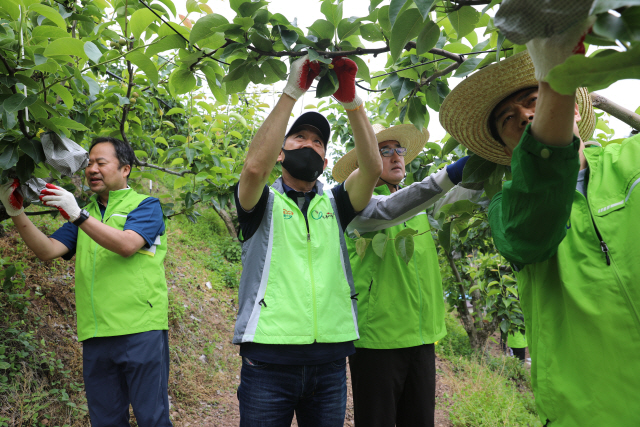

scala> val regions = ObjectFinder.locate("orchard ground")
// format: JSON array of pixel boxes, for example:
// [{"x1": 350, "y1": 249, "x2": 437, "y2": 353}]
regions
[{"x1": 1, "y1": 205, "x2": 539, "y2": 427}]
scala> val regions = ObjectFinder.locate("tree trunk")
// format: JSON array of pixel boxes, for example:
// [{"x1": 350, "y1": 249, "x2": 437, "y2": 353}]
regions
[
  {"x1": 212, "y1": 204, "x2": 237, "y2": 238},
  {"x1": 448, "y1": 256, "x2": 481, "y2": 349}
]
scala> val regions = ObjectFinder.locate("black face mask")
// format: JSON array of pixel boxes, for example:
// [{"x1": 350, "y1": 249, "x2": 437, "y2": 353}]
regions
[{"x1": 281, "y1": 147, "x2": 325, "y2": 182}]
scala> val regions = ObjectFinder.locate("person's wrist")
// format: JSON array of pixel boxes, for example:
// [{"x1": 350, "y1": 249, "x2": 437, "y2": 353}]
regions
[
  {"x1": 66, "y1": 205, "x2": 82, "y2": 223},
  {"x1": 72, "y1": 209, "x2": 89, "y2": 225},
  {"x1": 283, "y1": 85, "x2": 304, "y2": 101},
  {"x1": 338, "y1": 94, "x2": 363, "y2": 111}
]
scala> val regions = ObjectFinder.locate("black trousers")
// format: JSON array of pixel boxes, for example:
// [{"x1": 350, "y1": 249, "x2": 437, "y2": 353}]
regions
[
  {"x1": 512, "y1": 347, "x2": 526, "y2": 362},
  {"x1": 83, "y1": 330, "x2": 173, "y2": 427},
  {"x1": 348, "y1": 344, "x2": 435, "y2": 427}
]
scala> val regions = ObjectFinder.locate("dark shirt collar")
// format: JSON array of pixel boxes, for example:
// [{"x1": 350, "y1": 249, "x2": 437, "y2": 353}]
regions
[{"x1": 282, "y1": 182, "x2": 318, "y2": 199}]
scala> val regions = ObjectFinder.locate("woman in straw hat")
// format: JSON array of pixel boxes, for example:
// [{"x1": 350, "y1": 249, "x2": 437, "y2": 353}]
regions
[
  {"x1": 333, "y1": 124, "x2": 475, "y2": 427},
  {"x1": 439, "y1": 19, "x2": 640, "y2": 427}
]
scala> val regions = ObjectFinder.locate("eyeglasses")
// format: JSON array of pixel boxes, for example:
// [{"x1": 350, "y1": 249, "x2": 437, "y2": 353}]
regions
[{"x1": 379, "y1": 147, "x2": 407, "y2": 157}]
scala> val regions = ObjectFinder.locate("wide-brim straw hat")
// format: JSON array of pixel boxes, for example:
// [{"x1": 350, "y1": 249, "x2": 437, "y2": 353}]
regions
[
  {"x1": 439, "y1": 51, "x2": 596, "y2": 166},
  {"x1": 332, "y1": 124, "x2": 430, "y2": 183}
]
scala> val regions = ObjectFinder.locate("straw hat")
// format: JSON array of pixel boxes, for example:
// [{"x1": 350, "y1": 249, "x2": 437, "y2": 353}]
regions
[
  {"x1": 439, "y1": 51, "x2": 596, "y2": 166},
  {"x1": 332, "y1": 124, "x2": 430, "y2": 183}
]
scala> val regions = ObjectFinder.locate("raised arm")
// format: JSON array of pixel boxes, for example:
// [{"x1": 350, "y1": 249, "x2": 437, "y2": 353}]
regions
[
  {"x1": 343, "y1": 106, "x2": 383, "y2": 211},
  {"x1": 237, "y1": 55, "x2": 320, "y2": 211},
  {"x1": 346, "y1": 157, "x2": 474, "y2": 235},
  {"x1": 329, "y1": 57, "x2": 382, "y2": 212}
]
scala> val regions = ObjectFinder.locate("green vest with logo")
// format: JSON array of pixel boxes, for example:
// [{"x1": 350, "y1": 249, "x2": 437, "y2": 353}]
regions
[
  {"x1": 74, "y1": 188, "x2": 168, "y2": 342},
  {"x1": 233, "y1": 179, "x2": 359, "y2": 344},
  {"x1": 346, "y1": 184, "x2": 446, "y2": 349},
  {"x1": 517, "y1": 135, "x2": 640, "y2": 426}
]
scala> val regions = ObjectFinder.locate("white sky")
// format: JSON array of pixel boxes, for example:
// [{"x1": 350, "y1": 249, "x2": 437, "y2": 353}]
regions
[{"x1": 177, "y1": 0, "x2": 640, "y2": 149}]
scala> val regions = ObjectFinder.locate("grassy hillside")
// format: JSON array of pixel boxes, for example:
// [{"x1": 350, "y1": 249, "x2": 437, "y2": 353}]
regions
[{"x1": 0, "y1": 207, "x2": 540, "y2": 426}]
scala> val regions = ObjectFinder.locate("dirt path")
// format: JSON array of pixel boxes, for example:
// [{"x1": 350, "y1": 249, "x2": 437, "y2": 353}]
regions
[{"x1": 178, "y1": 357, "x2": 453, "y2": 427}]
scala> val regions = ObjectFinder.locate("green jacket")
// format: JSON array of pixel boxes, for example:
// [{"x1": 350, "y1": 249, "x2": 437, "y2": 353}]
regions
[
  {"x1": 346, "y1": 183, "x2": 447, "y2": 349},
  {"x1": 489, "y1": 126, "x2": 640, "y2": 426},
  {"x1": 75, "y1": 188, "x2": 168, "y2": 342},
  {"x1": 233, "y1": 179, "x2": 359, "y2": 345}
]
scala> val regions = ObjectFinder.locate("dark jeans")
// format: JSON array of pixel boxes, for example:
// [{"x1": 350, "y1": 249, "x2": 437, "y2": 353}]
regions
[
  {"x1": 237, "y1": 357, "x2": 347, "y2": 427},
  {"x1": 83, "y1": 330, "x2": 172, "y2": 427},
  {"x1": 349, "y1": 344, "x2": 436, "y2": 427}
]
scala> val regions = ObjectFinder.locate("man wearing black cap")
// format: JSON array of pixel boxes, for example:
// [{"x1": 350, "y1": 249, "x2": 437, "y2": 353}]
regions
[{"x1": 232, "y1": 55, "x2": 382, "y2": 426}]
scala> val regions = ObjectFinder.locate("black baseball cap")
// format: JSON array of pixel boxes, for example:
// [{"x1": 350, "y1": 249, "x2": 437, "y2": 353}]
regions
[{"x1": 285, "y1": 112, "x2": 331, "y2": 148}]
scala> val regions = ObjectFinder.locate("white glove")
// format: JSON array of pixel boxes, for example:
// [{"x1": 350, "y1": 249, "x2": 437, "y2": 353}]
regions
[
  {"x1": 283, "y1": 55, "x2": 321, "y2": 101},
  {"x1": 0, "y1": 178, "x2": 24, "y2": 216},
  {"x1": 39, "y1": 184, "x2": 82, "y2": 222},
  {"x1": 526, "y1": 16, "x2": 595, "y2": 81}
]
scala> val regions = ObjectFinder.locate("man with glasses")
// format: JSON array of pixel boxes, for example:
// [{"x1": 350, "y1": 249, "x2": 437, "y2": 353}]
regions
[{"x1": 332, "y1": 124, "x2": 471, "y2": 427}]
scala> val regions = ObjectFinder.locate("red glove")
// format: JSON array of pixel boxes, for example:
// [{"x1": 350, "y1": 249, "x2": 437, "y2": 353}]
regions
[
  {"x1": 39, "y1": 183, "x2": 81, "y2": 221},
  {"x1": 331, "y1": 57, "x2": 362, "y2": 111},
  {"x1": 0, "y1": 178, "x2": 24, "y2": 216},
  {"x1": 283, "y1": 55, "x2": 321, "y2": 101}
]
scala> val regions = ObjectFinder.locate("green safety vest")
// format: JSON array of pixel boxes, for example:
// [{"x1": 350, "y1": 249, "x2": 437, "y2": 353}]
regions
[
  {"x1": 507, "y1": 331, "x2": 526, "y2": 348},
  {"x1": 346, "y1": 184, "x2": 446, "y2": 349},
  {"x1": 233, "y1": 179, "x2": 359, "y2": 345},
  {"x1": 517, "y1": 135, "x2": 640, "y2": 426},
  {"x1": 75, "y1": 188, "x2": 168, "y2": 341}
]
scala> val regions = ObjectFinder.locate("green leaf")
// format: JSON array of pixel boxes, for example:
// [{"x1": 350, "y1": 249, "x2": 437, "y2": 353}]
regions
[
  {"x1": 438, "y1": 221, "x2": 451, "y2": 254},
  {"x1": 389, "y1": 8, "x2": 424, "y2": 62},
  {"x1": 414, "y1": 0, "x2": 436, "y2": 20},
  {"x1": 388, "y1": 0, "x2": 409, "y2": 28},
  {"x1": 169, "y1": 68, "x2": 197, "y2": 95},
  {"x1": 390, "y1": 77, "x2": 414, "y2": 101},
  {"x1": 51, "y1": 84, "x2": 74, "y2": 109},
  {"x1": 146, "y1": 35, "x2": 186, "y2": 57},
  {"x1": 441, "y1": 136, "x2": 460, "y2": 157},
  {"x1": 395, "y1": 229, "x2": 416, "y2": 265},
  {"x1": 416, "y1": 20, "x2": 440, "y2": 55},
  {"x1": 262, "y1": 59, "x2": 287, "y2": 84},
  {"x1": 32, "y1": 25, "x2": 70, "y2": 39},
  {"x1": 3, "y1": 94, "x2": 37, "y2": 113},
  {"x1": 250, "y1": 31, "x2": 273, "y2": 51},
  {"x1": 29, "y1": 4, "x2": 66, "y2": 29},
  {"x1": 372, "y1": 233, "x2": 388, "y2": 259},
  {"x1": 500, "y1": 318, "x2": 510, "y2": 333},
  {"x1": 449, "y1": 6, "x2": 480, "y2": 39},
  {"x1": 453, "y1": 57, "x2": 482, "y2": 78},
  {"x1": 407, "y1": 96, "x2": 427, "y2": 131},
  {"x1": 360, "y1": 23, "x2": 384, "y2": 42},
  {"x1": 44, "y1": 38, "x2": 88, "y2": 60},
  {"x1": 166, "y1": 107, "x2": 186, "y2": 115},
  {"x1": 321, "y1": 0, "x2": 343, "y2": 27},
  {"x1": 355, "y1": 237, "x2": 371, "y2": 261},
  {"x1": 590, "y1": 0, "x2": 640, "y2": 15},
  {"x1": 277, "y1": 26, "x2": 299, "y2": 49},
  {"x1": 238, "y1": 0, "x2": 267, "y2": 17},
  {"x1": 130, "y1": 9, "x2": 157, "y2": 39},
  {"x1": 337, "y1": 18, "x2": 360, "y2": 40},
  {"x1": 127, "y1": 51, "x2": 159, "y2": 86},
  {"x1": 348, "y1": 55, "x2": 370, "y2": 83},
  {"x1": 190, "y1": 14, "x2": 229, "y2": 44},
  {"x1": 19, "y1": 139, "x2": 45, "y2": 164},
  {"x1": 547, "y1": 47, "x2": 640, "y2": 95},
  {"x1": 462, "y1": 153, "x2": 497, "y2": 183},
  {"x1": 309, "y1": 19, "x2": 335, "y2": 40},
  {"x1": 0, "y1": 145, "x2": 19, "y2": 169},
  {"x1": 186, "y1": 0, "x2": 200, "y2": 14},
  {"x1": 316, "y1": 70, "x2": 339, "y2": 98},
  {"x1": 84, "y1": 41, "x2": 102, "y2": 63},
  {"x1": 49, "y1": 117, "x2": 89, "y2": 131}
]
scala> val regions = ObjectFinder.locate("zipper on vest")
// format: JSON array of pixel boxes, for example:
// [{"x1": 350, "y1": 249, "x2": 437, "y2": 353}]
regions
[
  {"x1": 589, "y1": 217, "x2": 610, "y2": 266},
  {"x1": 258, "y1": 298, "x2": 267, "y2": 308},
  {"x1": 582, "y1": 190, "x2": 611, "y2": 266},
  {"x1": 91, "y1": 243, "x2": 99, "y2": 337},
  {"x1": 307, "y1": 232, "x2": 318, "y2": 341}
]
